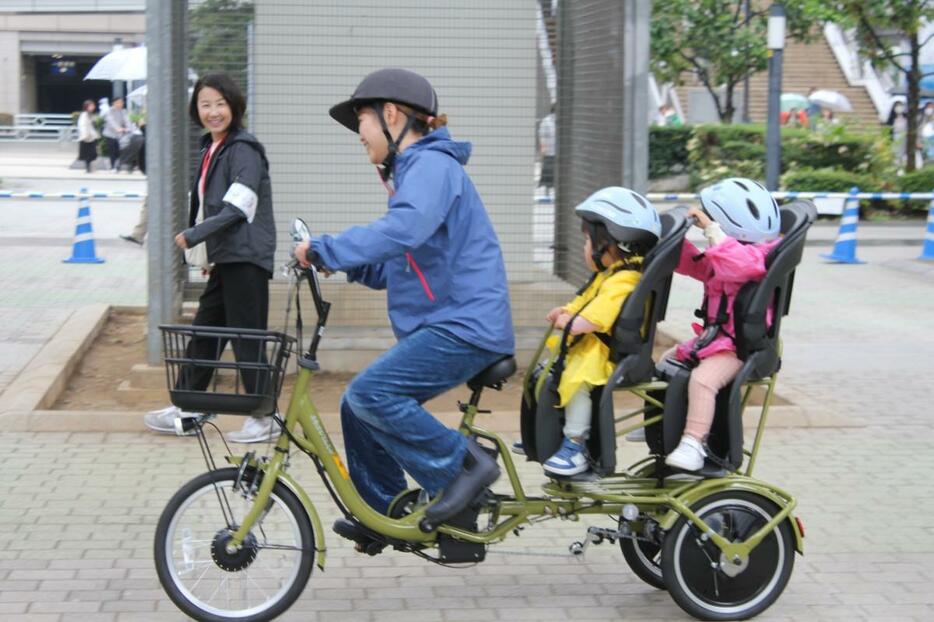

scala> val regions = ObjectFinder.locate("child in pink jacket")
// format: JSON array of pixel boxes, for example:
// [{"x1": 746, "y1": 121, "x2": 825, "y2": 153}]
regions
[{"x1": 664, "y1": 178, "x2": 782, "y2": 471}]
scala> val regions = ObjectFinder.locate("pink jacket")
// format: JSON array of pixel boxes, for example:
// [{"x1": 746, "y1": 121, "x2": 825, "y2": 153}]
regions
[{"x1": 674, "y1": 235, "x2": 781, "y2": 362}]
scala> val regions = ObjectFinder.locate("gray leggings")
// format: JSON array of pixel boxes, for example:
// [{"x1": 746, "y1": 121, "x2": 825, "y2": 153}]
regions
[{"x1": 563, "y1": 382, "x2": 593, "y2": 440}]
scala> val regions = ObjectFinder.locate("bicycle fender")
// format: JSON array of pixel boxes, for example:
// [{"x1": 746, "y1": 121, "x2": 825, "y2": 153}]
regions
[
  {"x1": 228, "y1": 455, "x2": 328, "y2": 569},
  {"x1": 277, "y1": 471, "x2": 328, "y2": 570},
  {"x1": 658, "y1": 478, "x2": 804, "y2": 555}
]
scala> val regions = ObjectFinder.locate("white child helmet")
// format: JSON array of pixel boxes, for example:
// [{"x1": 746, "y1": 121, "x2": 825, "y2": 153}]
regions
[
  {"x1": 575, "y1": 187, "x2": 662, "y2": 255},
  {"x1": 699, "y1": 177, "x2": 780, "y2": 243}
]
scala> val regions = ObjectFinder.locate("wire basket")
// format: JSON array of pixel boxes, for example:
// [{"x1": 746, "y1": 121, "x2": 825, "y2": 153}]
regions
[{"x1": 160, "y1": 325, "x2": 297, "y2": 417}]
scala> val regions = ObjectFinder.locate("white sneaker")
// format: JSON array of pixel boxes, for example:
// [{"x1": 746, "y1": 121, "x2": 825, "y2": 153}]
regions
[
  {"x1": 665, "y1": 436, "x2": 707, "y2": 471},
  {"x1": 144, "y1": 405, "x2": 196, "y2": 434},
  {"x1": 227, "y1": 416, "x2": 278, "y2": 443},
  {"x1": 625, "y1": 427, "x2": 646, "y2": 442}
]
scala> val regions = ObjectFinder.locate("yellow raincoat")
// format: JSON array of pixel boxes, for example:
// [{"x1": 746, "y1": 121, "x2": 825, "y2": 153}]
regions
[{"x1": 546, "y1": 259, "x2": 643, "y2": 407}]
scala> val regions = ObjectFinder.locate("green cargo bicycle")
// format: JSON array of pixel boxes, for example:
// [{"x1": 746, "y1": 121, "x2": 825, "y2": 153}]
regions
[{"x1": 153, "y1": 202, "x2": 815, "y2": 621}]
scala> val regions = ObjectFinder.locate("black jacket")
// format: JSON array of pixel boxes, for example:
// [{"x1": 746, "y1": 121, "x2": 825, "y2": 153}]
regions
[{"x1": 184, "y1": 129, "x2": 276, "y2": 274}]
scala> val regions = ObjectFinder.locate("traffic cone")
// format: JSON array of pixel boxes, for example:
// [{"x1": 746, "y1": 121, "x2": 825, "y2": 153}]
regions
[
  {"x1": 63, "y1": 188, "x2": 105, "y2": 264},
  {"x1": 919, "y1": 191, "x2": 934, "y2": 261},
  {"x1": 821, "y1": 186, "x2": 864, "y2": 264}
]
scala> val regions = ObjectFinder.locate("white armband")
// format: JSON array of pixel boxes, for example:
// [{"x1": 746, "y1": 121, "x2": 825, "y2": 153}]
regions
[{"x1": 223, "y1": 181, "x2": 258, "y2": 223}]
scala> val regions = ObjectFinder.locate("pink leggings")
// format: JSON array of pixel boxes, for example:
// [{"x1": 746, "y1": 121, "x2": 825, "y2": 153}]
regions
[{"x1": 662, "y1": 347, "x2": 744, "y2": 441}]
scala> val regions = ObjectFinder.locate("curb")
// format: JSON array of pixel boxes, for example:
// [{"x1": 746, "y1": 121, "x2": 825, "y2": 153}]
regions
[{"x1": 0, "y1": 304, "x2": 110, "y2": 415}]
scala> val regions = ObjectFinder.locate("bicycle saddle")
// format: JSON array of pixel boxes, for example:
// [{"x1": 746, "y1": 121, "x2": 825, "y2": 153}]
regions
[{"x1": 467, "y1": 356, "x2": 517, "y2": 391}]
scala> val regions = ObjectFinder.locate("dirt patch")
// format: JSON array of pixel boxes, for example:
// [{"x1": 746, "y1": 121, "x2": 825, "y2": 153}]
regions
[
  {"x1": 53, "y1": 311, "x2": 785, "y2": 414},
  {"x1": 53, "y1": 310, "x2": 532, "y2": 413}
]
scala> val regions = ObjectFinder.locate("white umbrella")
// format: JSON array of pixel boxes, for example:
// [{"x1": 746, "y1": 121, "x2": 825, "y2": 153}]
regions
[
  {"x1": 808, "y1": 89, "x2": 853, "y2": 113},
  {"x1": 85, "y1": 46, "x2": 147, "y2": 81}
]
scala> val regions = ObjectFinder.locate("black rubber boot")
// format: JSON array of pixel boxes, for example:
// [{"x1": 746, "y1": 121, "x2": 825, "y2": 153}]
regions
[
  {"x1": 332, "y1": 518, "x2": 385, "y2": 555},
  {"x1": 421, "y1": 438, "x2": 500, "y2": 531}
]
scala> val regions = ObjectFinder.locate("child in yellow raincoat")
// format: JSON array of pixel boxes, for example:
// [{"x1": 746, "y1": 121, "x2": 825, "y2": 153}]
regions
[{"x1": 541, "y1": 187, "x2": 661, "y2": 476}]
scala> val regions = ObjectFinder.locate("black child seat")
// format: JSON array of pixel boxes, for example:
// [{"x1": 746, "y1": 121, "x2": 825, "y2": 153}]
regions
[
  {"x1": 520, "y1": 206, "x2": 691, "y2": 474},
  {"x1": 653, "y1": 200, "x2": 818, "y2": 473}
]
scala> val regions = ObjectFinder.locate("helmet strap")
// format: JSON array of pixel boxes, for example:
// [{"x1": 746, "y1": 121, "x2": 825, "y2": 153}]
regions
[
  {"x1": 375, "y1": 101, "x2": 418, "y2": 182},
  {"x1": 584, "y1": 221, "x2": 609, "y2": 270}
]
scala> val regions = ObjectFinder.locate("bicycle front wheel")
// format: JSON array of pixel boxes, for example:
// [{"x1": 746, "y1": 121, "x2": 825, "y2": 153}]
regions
[{"x1": 154, "y1": 467, "x2": 314, "y2": 622}]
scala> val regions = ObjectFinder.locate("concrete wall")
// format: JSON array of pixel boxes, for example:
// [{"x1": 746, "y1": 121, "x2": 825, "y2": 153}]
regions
[
  {"x1": 252, "y1": 0, "x2": 540, "y2": 285},
  {"x1": 0, "y1": 31, "x2": 20, "y2": 116},
  {"x1": 0, "y1": 10, "x2": 144, "y2": 115}
]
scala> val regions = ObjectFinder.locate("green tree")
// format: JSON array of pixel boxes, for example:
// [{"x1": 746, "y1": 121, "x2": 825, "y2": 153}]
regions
[
  {"x1": 189, "y1": 0, "x2": 254, "y2": 96},
  {"x1": 818, "y1": 1, "x2": 934, "y2": 173},
  {"x1": 651, "y1": 0, "x2": 824, "y2": 124}
]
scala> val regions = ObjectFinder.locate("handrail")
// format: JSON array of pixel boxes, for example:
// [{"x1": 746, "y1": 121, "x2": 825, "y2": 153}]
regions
[{"x1": 823, "y1": 22, "x2": 892, "y2": 122}]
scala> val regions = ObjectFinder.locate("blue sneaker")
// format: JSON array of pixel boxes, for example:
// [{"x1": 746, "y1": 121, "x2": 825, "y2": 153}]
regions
[
  {"x1": 511, "y1": 441, "x2": 525, "y2": 455},
  {"x1": 543, "y1": 437, "x2": 589, "y2": 476}
]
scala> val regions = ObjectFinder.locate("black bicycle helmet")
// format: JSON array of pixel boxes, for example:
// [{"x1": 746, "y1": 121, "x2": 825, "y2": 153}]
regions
[
  {"x1": 330, "y1": 68, "x2": 438, "y2": 132},
  {"x1": 330, "y1": 69, "x2": 439, "y2": 181}
]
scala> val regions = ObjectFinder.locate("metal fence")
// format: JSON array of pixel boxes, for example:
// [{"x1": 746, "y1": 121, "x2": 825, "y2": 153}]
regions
[{"x1": 554, "y1": 0, "x2": 650, "y2": 287}]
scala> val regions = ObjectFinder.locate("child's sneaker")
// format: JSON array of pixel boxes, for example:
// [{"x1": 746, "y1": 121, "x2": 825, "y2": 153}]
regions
[
  {"x1": 543, "y1": 437, "x2": 589, "y2": 476},
  {"x1": 665, "y1": 436, "x2": 706, "y2": 471},
  {"x1": 511, "y1": 441, "x2": 525, "y2": 455}
]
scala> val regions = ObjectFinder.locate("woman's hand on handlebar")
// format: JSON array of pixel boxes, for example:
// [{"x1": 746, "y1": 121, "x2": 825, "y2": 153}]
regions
[
  {"x1": 294, "y1": 240, "x2": 312, "y2": 268},
  {"x1": 293, "y1": 240, "x2": 332, "y2": 277}
]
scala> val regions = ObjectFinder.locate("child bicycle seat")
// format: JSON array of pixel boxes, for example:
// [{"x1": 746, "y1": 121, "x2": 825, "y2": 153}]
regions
[
  {"x1": 521, "y1": 206, "x2": 691, "y2": 474},
  {"x1": 649, "y1": 200, "x2": 818, "y2": 472}
]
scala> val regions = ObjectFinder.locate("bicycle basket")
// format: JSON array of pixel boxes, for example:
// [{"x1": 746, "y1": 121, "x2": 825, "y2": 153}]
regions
[{"x1": 159, "y1": 325, "x2": 296, "y2": 417}]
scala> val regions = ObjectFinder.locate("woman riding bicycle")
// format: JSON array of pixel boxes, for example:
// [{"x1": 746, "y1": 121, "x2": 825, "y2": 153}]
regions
[{"x1": 294, "y1": 68, "x2": 514, "y2": 532}]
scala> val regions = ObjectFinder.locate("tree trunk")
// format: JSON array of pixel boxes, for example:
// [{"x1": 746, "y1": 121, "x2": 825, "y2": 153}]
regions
[
  {"x1": 906, "y1": 31, "x2": 921, "y2": 173},
  {"x1": 721, "y1": 82, "x2": 736, "y2": 124}
]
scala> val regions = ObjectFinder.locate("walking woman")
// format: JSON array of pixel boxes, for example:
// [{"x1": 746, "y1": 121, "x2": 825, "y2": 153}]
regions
[
  {"x1": 76, "y1": 99, "x2": 99, "y2": 173},
  {"x1": 144, "y1": 73, "x2": 277, "y2": 444}
]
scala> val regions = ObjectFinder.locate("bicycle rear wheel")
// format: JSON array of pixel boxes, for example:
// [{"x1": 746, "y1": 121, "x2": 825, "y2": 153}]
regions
[{"x1": 154, "y1": 467, "x2": 314, "y2": 622}]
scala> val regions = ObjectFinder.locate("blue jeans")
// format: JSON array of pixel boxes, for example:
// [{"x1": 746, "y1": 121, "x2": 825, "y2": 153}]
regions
[{"x1": 340, "y1": 325, "x2": 504, "y2": 513}]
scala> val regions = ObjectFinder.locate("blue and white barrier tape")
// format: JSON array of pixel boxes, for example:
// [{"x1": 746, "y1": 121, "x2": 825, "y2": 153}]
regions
[{"x1": 0, "y1": 191, "x2": 145, "y2": 199}]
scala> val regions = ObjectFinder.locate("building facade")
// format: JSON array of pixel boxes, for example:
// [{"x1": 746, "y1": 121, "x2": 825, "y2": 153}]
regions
[{"x1": 0, "y1": 0, "x2": 144, "y2": 116}]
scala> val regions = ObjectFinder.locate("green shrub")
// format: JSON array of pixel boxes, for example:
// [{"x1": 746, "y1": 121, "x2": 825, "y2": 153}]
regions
[
  {"x1": 781, "y1": 168, "x2": 877, "y2": 192},
  {"x1": 686, "y1": 123, "x2": 893, "y2": 189},
  {"x1": 895, "y1": 166, "x2": 934, "y2": 213},
  {"x1": 720, "y1": 140, "x2": 765, "y2": 163},
  {"x1": 898, "y1": 167, "x2": 934, "y2": 193},
  {"x1": 649, "y1": 125, "x2": 691, "y2": 179}
]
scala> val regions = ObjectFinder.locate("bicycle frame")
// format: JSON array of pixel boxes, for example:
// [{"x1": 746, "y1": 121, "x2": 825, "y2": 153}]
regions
[
  {"x1": 221, "y1": 360, "x2": 801, "y2": 569},
  {"x1": 215, "y1": 245, "x2": 802, "y2": 570}
]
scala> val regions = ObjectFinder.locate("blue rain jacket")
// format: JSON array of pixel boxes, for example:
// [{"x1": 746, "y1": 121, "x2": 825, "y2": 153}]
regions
[{"x1": 310, "y1": 127, "x2": 515, "y2": 355}]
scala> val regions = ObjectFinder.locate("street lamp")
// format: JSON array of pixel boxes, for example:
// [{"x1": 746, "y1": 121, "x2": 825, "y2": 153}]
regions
[{"x1": 765, "y1": 3, "x2": 785, "y2": 191}]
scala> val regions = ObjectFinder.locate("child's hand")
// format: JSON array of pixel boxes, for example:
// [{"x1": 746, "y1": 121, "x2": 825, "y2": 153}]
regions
[
  {"x1": 554, "y1": 312, "x2": 572, "y2": 330},
  {"x1": 545, "y1": 306, "x2": 565, "y2": 323},
  {"x1": 688, "y1": 206, "x2": 712, "y2": 229}
]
